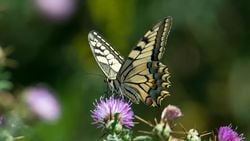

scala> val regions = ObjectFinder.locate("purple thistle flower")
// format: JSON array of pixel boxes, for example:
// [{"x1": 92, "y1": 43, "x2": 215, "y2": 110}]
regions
[
  {"x1": 91, "y1": 96, "x2": 134, "y2": 129},
  {"x1": 23, "y1": 85, "x2": 60, "y2": 121},
  {"x1": 218, "y1": 125, "x2": 244, "y2": 141}
]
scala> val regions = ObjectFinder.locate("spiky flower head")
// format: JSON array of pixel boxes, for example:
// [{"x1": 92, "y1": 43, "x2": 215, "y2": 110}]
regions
[
  {"x1": 91, "y1": 96, "x2": 134, "y2": 129},
  {"x1": 218, "y1": 125, "x2": 244, "y2": 141}
]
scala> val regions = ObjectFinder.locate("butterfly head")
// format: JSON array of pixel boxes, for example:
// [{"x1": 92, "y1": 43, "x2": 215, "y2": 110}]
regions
[{"x1": 106, "y1": 78, "x2": 116, "y2": 92}]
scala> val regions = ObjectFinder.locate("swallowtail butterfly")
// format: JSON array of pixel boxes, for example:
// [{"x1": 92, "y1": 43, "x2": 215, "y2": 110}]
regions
[{"x1": 88, "y1": 17, "x2": 172, "y2": 107}]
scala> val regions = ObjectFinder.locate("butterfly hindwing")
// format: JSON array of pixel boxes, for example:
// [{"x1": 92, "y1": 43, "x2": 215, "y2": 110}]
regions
[
  {"x1": 117, "y1": 17, "x2": 172, "y2": 106},
  {"x1": 88, "y1": 31, "x2": 124, "y2": 79}
]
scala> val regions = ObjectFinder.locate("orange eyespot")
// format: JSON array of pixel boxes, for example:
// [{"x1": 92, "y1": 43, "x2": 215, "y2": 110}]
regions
[
  {"x1": 145, "y1": 97, "x2": 154, "y2": 106},
  {"x1": 145, "y1": 97, "x2": 159, "y2": 107}
]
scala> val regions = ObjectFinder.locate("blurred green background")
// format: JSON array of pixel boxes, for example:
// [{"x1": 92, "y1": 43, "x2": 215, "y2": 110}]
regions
[{"x1": 0, "y1": 0, "x2": 249, "y2": 140}]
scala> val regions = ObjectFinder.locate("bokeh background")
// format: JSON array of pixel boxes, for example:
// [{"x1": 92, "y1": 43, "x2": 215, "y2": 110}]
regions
[{"x1": 0, "y1": 0, "x2": 249, "y2": 140}]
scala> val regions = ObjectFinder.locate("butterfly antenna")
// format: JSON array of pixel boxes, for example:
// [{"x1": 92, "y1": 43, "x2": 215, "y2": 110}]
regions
[{"x1": 84, "y1": 72, "x2": 105, "y2": 79}]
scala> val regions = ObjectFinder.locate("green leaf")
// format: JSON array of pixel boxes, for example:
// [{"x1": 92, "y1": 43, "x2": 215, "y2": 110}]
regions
[
  {"x1": 0, "y1": 130, "x2": 14, "y2": 141},
  {"x1": 0, "y1": 80, "x2": 13, "y2": 91}
]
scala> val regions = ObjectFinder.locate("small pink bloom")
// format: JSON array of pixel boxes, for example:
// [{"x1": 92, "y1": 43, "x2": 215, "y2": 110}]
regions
[
  {"x1": 34, "y1": 0, "x2": 76, "y2": 21},
  {"x1": 161, "y1": 105, "x2": 182, "y2": 122},
  {"x1": 24, "y1": 85, "x2": 60, "y2": 121}
]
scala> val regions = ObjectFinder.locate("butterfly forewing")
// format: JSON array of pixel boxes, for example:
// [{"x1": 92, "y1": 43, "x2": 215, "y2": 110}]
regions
[
  {"x1": 117, "y1": 17, "x2": 172, "y2": 106},
  {"x1": 128, "y1": 17, "x2": 172, "y2": 61},
  {"x1": 88, "y1": 31, "x2": 124, "y2": 79}
]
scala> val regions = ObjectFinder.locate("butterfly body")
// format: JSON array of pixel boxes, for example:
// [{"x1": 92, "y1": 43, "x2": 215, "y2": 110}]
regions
[{"x1": 88, "y1": 17, "x2": 172, "y2": 107}]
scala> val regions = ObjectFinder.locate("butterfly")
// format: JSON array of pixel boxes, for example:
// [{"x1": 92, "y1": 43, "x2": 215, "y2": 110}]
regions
[{"x1": 88, "y1": 17, "x2": 172, "y2": 107}]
